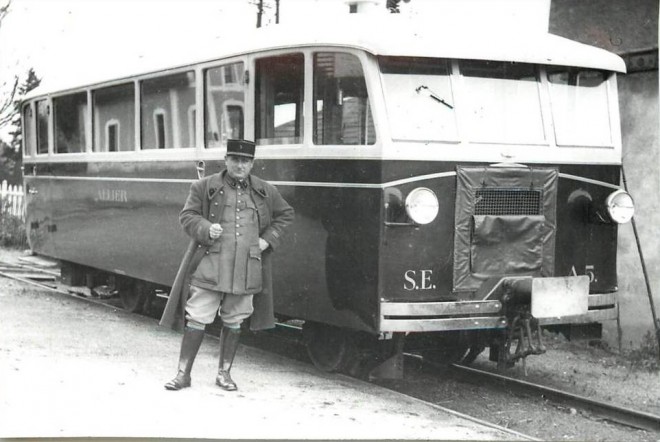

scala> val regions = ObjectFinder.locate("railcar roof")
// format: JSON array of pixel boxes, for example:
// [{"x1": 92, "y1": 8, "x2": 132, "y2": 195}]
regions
[{"x1": 25, "y1": 14, "x2": 625, "y2": 99}]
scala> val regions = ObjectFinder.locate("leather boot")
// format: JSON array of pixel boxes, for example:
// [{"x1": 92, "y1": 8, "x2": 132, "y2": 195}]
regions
[
  {"x1": 216, "y1": 326, "x2": 241, "y2": 391},
  {"x1": 164, "y1": 327, "x2": 205, "y2": 390}
]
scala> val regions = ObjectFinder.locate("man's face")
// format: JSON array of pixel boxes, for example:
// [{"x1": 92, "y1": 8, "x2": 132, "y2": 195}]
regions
[{"x1": 225, "y1": 155, "x2": 254, "y2": 180}]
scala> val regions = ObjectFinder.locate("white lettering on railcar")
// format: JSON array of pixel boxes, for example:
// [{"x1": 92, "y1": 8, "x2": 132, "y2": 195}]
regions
[
  {"x1": 403, "y1": 269, "x2": 436, "y2": 290},
  {"x1": 97, "y1": 188, "x2": 128, "y2": 203},
  {"x1": 570, "y1": 264, "x2": 596, "y2": 283}
]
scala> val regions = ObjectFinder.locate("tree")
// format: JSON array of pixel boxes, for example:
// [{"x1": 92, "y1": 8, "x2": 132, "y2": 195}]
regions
[
  {"x1": 0, "y1": 0, "x2": 17, "y2": 130},
  {"x1": 386, "y1": 0, "x2": 410, "y2": 13},
  {"x1": 0, "y1": 69, "x2": 41, "y2": 185}
]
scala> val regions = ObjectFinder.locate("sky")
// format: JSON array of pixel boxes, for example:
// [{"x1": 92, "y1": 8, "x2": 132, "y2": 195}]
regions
[{"x1": 0, "y1": 0, "x2": 550, "y2": 142}]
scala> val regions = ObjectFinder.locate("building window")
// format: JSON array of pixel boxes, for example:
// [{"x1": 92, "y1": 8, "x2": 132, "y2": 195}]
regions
[
  {"x1": 141, "y1": 71, "x2": 196, "y2": 149},
  {"x1": 93, "y1": 83, "x2": 135, "y2": 152},
  {"x1": 255, "y1": 54, "x2": 304, "y2": 145},
  {"x1": 106, "y1": 120, "x2": 120, "y2": 152},
  {"x1": 153, "y1": 110, "x2": 167, "y2": 149},
  {"x1": 205, "y1": 62, "x2": 245, "y2": 148},
  {"x1": 188, "y1": 106, "x2": 197, "y2": 147}
]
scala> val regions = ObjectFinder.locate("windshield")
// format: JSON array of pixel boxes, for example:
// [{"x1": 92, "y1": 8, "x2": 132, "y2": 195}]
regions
[
  {"x1": 459, "y1": 60, "x2": 544, "y2": 144},
  {"x1": 380, "y1": 57, "x2": 458, "y2": 142},
  {"x1": 379, "y1": 57, "x2": 614, "y2": 148},
  {"x1": 547, "y1": 68, "x2": 612, "y2": 146}
]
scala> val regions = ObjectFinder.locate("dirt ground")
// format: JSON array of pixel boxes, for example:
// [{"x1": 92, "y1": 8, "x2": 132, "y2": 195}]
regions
[
  {"x1": 470, "y1": 331, "x2": 660, "y2": 417},
  {"x1": 0, "y1": 247, "x2": 527, "y2": 440},
  {"x1": 1, "y1": 246, "x2": 659, "y2": 440}
]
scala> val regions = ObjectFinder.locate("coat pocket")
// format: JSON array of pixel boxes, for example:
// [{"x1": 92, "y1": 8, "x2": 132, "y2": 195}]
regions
[
  {"x1": 246, "y1": 245, "x2": 263, "y2": 292},
  {"x1": 192, "y1": 242, "x2": 221, "y2": 285}
]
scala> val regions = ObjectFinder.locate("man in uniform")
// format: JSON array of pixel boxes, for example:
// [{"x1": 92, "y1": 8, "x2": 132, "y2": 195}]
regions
[{"x1": 161, "y1": 139, "x2": 294, "y2": 391}]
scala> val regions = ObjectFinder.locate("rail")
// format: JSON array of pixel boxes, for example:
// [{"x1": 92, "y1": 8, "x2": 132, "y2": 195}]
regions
[{"x1": 447, "y1": 363, "x2": 660, "y2": 433}]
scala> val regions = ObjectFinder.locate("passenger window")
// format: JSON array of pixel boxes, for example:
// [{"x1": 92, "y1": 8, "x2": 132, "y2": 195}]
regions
[
  {"x1": 22, "y1": 104, "x2": 35, "y2": 156},
  {"x1": 36, "y1": 100, "x2": 50, "y2": 155},
  {"x1": 93, "y1": 83, "x2": 135, "y2": 152},
  {"x1": 255, "y1": 54, "x2": 304, "y2": 145},
  {"x1": 54, "y1": 92, "x2": 87, "y2": 153},
  {"x1": 205, "y1": 62, "x2": 244, "y2": 148},
  {"x1": 141, "y1": 71, "x2": 196, "y2": 149},
  {"x1": 314, "y1": 52, "x2": 375, "y2": 145}
]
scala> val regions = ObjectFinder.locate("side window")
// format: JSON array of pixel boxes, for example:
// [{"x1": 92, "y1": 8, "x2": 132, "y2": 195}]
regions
[
  {"x1": 54, "y1": 92, "x2": 87, "y2": 153},
  {"x1": 314, "y1": 52, "x2": 375, "y2": 145},
  {"x1": 22, "y1": 104, "x2": 35, "y2": 156},
  {"x1": 205, "y1": 62, "x2": 244, "y2": 148},
  {"x1": 36, "y1": 99, "x2": 50, "y2": 155},
  {"x1": 141, "y1": 71, "x2": 196, "y2": 149},
  {"x1": 93, "y1": 83, "x2": 135, "y2": 152},
  {"x1": 255, "y1": 54, "x2": 304, "y2": 145}
]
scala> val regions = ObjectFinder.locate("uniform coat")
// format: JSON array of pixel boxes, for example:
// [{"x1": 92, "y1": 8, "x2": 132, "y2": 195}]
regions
[{"x1": 160, "y1": 170, "x2": 294, "y2": 332}]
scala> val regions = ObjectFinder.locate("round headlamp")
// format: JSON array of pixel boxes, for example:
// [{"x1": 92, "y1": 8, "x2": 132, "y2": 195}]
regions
[
  {"x1": 605, "y1": 189, "x2": 634, "y2": 224},
  {"x1": 405, "y1": 187, "x2": 439, "y2": 225}
]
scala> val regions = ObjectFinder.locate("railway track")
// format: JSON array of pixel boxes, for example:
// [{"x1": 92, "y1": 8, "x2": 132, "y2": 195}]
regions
[
  {"x1": 2, "y1": 256, "x2": 659, "y2": 438},
  {"x1": 444, "y1": 362, "x2": 660, "y2": 433}
]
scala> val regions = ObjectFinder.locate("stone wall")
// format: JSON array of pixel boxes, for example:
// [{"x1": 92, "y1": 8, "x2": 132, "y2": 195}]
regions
[{"x1": 550, "y1": 0, "x2": 659, "y2": 349}]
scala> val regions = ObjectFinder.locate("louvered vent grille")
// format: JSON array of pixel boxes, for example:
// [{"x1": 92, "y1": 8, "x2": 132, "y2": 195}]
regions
[{"x1": 474, "y1": 188, "x2": 543, "y2": 216}]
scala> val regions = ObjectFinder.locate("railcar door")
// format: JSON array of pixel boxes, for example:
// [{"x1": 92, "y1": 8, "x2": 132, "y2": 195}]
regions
[{"x1": 23, "y1": 99, "x2": 56, "y2": 257}]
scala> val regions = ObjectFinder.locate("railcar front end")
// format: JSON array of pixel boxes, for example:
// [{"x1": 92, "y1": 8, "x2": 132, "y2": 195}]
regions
[{"x1": 357, "y1": 53, "x2": 632, "y2": 371}]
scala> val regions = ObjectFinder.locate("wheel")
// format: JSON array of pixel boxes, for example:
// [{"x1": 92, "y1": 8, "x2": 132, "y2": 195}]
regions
[
  {"x1": 118, "y1": 279, "x2": 147, "y2": 313},
  {"x1": 459, "y1": 345, "x2": 486, "y2": 365},
  {"x1": 303, "y1": 322, "x2": 354, "y2": 372}
]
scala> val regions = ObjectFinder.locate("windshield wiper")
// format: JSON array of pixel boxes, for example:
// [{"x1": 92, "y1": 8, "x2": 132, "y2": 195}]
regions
[{"x1": 415, "y1": 85, "x2": 454, "y2": 109}]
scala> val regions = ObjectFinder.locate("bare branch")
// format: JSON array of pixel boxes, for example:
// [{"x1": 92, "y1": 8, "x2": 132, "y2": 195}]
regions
[
  {"x1": 0, "y1": 75, "x2": 19, "y2": 128},
  {"x1": 0, "y1": 0, "x2": 11, "y2": 28}
]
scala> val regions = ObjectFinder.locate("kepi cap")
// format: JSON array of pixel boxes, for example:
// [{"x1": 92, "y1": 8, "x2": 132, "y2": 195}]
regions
[{"x1": 226, "y1": 139, "x2": 256, "y2": 159}]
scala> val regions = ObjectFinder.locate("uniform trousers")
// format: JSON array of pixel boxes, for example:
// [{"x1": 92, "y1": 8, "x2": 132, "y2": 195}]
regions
[{"x1": 185, "y1": 284, "x2": 254, "y2": 330}]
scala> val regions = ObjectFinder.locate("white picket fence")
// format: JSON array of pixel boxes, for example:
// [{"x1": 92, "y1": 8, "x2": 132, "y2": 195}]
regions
[{"x1": 0, "y1": 180, "x2": 24, "y2": 219}]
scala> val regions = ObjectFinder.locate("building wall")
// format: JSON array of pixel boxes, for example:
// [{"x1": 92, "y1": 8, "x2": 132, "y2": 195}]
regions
[{"x1": 550, "y1": 0, "x2": 659, "y2": 349}]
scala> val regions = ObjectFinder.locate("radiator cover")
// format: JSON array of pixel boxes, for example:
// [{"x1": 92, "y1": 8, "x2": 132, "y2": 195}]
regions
[{"x1": 453, "y1": 165, "x2": 558, "y2": 292}]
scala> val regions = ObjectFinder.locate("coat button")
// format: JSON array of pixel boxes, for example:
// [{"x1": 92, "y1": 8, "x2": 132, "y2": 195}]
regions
[
  {"x1": 205, "y1": 251, "x2": 209, "y2": 255},
  {"x1": 214, "y1": 202, "x2": 219, "y2": 206},
  {"x1": 210, "y1": 214, "x2": 215, "y2": 217}
]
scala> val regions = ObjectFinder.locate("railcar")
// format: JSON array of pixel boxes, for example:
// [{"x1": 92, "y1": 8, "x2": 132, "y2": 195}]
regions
[{"x1": 20, "y1": 12, "x2": 634, "y2": 378}]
